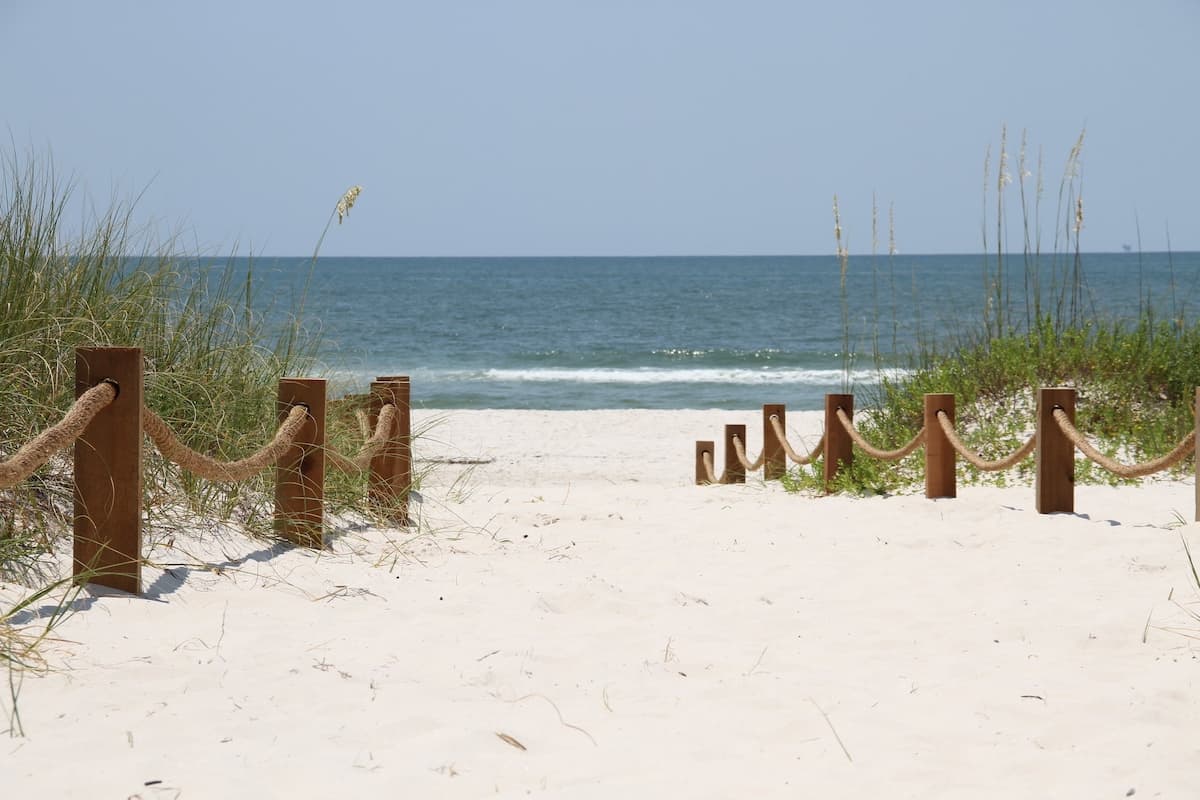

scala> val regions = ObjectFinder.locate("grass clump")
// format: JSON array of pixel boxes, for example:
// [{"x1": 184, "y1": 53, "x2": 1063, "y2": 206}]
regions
[
  {"x1": 0, "y1": 152, "x2": 402, "y2": 726},
  {"x1": 794, "y1": 128, "x2": 1197, "y2": 494},
  {"x1": 0, "y1": 150, "x2": 323, "y2": 578}
]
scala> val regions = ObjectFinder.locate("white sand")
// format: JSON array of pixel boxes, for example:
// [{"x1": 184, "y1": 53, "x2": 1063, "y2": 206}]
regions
[{"x1": 4, "y1": 408, "x2": 1200, "y2": 798}]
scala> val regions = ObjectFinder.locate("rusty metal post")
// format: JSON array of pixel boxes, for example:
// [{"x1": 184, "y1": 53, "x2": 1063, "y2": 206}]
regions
[
  {"x1": 763, "y1": 404, "x2": 786, "y2": 481},
  {"x1": 824, "y1": 393, "x2": 854, "y2": 493},
  {"x1": 1036, "y1": 387, "x2": 1076, "y2": 514},
  {"x1": 924, "y1": 393, "x2": 956, "y2": 498},
  {"x1": 74, "y1": 347, "x2": 143, "y2": 594},
  {"x1": 376, "y1": 375, "x2": 411, "y2": 525},
  {"x1": 275, "y1": 378, "x2": 326, "y2": 547},
  {"x1": 695, "y1": 440, "x2": 714, "y2": 485},
  {"x1": 723, "y1": 424, "x2": 746, "y2": 484}
]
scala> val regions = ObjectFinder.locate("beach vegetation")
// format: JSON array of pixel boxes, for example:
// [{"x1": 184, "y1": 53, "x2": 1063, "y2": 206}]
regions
[
  {"x1": 801, "y1": 128, "x2": 1198, "y2": 495},
  {"x1": 0, "y1": 150, "x2": 406, "y2": 714}
]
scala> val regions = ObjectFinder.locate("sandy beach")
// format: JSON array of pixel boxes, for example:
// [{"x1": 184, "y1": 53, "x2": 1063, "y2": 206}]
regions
[{"x1": 4, "y1": 408, "x2": 1199, "y2": 798}]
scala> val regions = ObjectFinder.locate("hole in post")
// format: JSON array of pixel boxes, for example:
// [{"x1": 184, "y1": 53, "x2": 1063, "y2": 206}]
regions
[{"x1": 100, "y1": 378, "x2": 121, "y2": 397}]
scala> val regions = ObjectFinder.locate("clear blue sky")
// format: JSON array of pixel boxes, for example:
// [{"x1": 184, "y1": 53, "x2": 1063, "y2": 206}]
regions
[{"x1": 3, "y1": 1, "x2": 1197, "y2": 256}]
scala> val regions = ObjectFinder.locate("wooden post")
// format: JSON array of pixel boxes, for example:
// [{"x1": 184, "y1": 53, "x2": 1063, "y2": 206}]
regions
[
  {"x1": 367, "y1": 380, "x2": 401, "y2": 515},
  {"x1": 275, "y1": 378, "x2": 326, "y2": 547},
  {"x1": 74, "y1": 347, "x2": 143, "y2": 594},
  {"x1": 763, "y1": 404, "x2": 786, "y2": 481},
  {"x1": 376, "y1": 375, "x2": 411, "y2": 525},
  {"x1": 824, "y1": 393, "x2": 854, "y2": 493},
  {"x1": 723, "y1": 424, "x2": 746, "y2": 484},
  {"x1": 1036, "y1": 387, "x2": 1075, "y2": 514},
  {"x1": 695, "y1": 441, "x2": 714, "y2": 485},
  {"x1": 924, "y1": 393, "x2": 956, "y2": 498},
  {"x1": 1194, "y1": 388, "x2": 1199, "y2": 522}
]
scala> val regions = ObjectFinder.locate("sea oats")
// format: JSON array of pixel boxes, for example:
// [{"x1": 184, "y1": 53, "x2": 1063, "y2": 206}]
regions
[{"x1": 337, "y1": 185, "x2": 363, "y2": 224}]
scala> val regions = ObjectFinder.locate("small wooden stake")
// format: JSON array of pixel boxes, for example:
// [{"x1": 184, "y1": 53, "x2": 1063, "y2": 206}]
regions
[
  {"x1": 695, "y1": 441, "x2": 714, "y2": 485},
  {"x1": 824, "y1": 394, "x2": 854, "y2": 493},
  {"x1": 367, "y1": 380, "x2": 402, "y2": 514},
  {"x1": 723, "y1": 424, "x2": 746, "y2": 484},
  {"x1": 74, "y1": 347, "x2": 143, "y2": 594},
  {"x1": 763, "y1": 404, "x2": 786, "y2": 481},
  {"x1": 924, "y1": 393, "x2": 956, "y2": 498},
  {"x1": 1036, "y1": 387, "x2": 1075, "y2": 514},
  {"x1": 376, "y1": 375, "x2": 411, "y2": 525},
  {"x1": 275, "y1": 378, "x2": 326, "y2": 547}
]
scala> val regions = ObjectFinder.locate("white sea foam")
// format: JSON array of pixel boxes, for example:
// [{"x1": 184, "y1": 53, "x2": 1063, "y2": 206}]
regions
[{"x1": 451, "y1": 367, "x2": 907, "y2": 384}]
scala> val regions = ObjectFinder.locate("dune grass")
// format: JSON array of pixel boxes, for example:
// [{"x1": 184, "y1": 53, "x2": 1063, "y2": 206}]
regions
[
  {"x1": 0, "y1": 153, "x2": 404, "y2": 715},
  {"x1": 786, "y1": 128, "x2": 1199, "y2": 495}
]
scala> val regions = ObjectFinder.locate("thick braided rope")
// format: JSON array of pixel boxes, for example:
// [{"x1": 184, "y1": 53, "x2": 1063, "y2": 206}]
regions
[
  {"x1": 327, "y1": 404, "x2": 398, "y2": 474},
  {"x1": 0, "y1": 382, "x2": 117, "y2": 489},
  {"x1": 768, "y1": 415, "x2": 823, "y2": 465},
  {"x1": 731, "y1": 435, "x2": 766, "y2": 472},
  {"x1": 834, "y1": 408, "x2": 925, "y2": 461},
  {"x1": 936, "y1": 411, "x2": 1037, "y2": 471},
  {"x1": 701, "y1": 449, "x2": 719, "y2": 484},
  {"x1": 1051, "y1": 408, "x2": 1195, "y2": 478},
  {"x1": 143, "y1": 404, "x2": 309, "y2": 482}
]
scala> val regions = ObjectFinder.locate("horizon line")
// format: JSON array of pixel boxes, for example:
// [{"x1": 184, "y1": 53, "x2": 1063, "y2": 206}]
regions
[{"x1": 168, "y1": 249, "x2": 1200, "y2": 260}]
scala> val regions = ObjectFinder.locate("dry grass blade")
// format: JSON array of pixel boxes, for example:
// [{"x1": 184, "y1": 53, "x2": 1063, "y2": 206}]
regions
[
  {"x1": 809, "y1": 697, "x2": 853, "y2": 763},
  {"x1": 495, "y1": 732, "x2": 526, "y2": 751}
]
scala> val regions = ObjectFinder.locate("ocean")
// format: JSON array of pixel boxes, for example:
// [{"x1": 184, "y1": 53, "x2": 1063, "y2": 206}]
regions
[{"x1": 227, "y1": 252, "x2": 1200, "y2": 410}]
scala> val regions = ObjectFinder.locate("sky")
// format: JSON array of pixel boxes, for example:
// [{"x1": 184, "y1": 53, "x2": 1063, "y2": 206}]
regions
[{"x1": 2, "y1": 0, "x2": 1198, "y2": 257}]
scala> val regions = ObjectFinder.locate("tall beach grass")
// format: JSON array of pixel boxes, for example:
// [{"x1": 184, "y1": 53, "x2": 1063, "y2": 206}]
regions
[{"x1": 802, "y1": 128, "x2": 1199, "y2": 495}]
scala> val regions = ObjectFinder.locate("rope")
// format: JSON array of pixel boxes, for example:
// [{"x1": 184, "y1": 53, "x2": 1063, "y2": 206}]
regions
[
  {"x1": 935, "y1": 411, "x2": 1037, "y2": 471},
  {"x1": 327, "y1": 404, "x2": 398, "y2": 474},
  {"x1": 143, "y1": 404, "x2": 309, "y2": 482},
  {"x1": 1051, "y1": 407, "x2": 1195, "y2": 478},
  {"x1": 0, "y1": 382, "x2": 117, "y2": 489},
  {"x1": 834, "y1": 408, "x2": 925, "y2": 461},
  {"x1": 701, "y1": 449, "x2": 719, "y2": 484},
  {"x1": 731, "y1": 435, "x2": 766, "y2": 472},
  {"x1": 767, "y1": 415, "x2": 823, "y2": 465}
]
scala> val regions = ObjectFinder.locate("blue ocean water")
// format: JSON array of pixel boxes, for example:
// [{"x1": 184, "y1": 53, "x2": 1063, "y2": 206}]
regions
[{"x1": 228, "y1": 253, "x2": 1200, "y2": 409}]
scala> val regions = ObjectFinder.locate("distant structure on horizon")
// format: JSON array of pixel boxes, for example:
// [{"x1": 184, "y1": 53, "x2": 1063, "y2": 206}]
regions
[{"x1": 1122, "y1": 244, "x2": 1133, "y2": 252}]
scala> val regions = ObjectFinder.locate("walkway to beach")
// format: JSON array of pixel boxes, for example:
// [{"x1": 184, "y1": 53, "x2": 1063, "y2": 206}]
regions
[{"x1": 6, "y1": 408, "x2": 1199, "y2": 797}]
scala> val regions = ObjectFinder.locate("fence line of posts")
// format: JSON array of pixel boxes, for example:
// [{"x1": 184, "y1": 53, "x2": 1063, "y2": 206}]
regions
[
  {"x1": 1, "y1": 347, "x2": 413, "y2": 597},
  {"x1": 696, "y1": 388, "x2": 1200, "y2": 521}
]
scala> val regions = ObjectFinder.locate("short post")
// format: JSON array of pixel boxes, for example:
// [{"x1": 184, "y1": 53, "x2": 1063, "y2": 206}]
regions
[
  {"x1": 376, "y1": 375, "x2": 411, "y2": 525},
  {"x1": 763, "y1": 403, "x2": 786, "y2": 481},
  {"x1": 924, "y1": 393, "x2": 956, "y2": 498},
  {"x1": 275, "y1": 378, "x2": 326, "y2": 547},
  {"x1": 824, "y1": 393, "x2": 854, "y2": 493},
  {"x1": 1194, "y1": 388, "x2": 1199, "y2": 522},
  {"x1": 367, "y1": 380, "x2": 403, "y2": 518},
  {"x1": 723, "y1": 424, "x2": 746, "y2": 484},
  {"x1": 74, "y1": 347, "x2": 143, "y2": 594},
  {"x1": 695, "y1": 440, "x2": 714, "y2": 485},
  {"x1": 1036, "y1": 387, "x2": 1075, "y2": 514}
]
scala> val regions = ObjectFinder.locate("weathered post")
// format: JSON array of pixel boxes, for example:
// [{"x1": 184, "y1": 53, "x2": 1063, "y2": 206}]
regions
[
  {"x1": 367, "y1": 380, "x2": 403, "y2": 517},
  {"x1": 74, "y1": 347, "x2": 143, "y2": 594},
  {"x1": 275, "y1": 378, "x2": 326, "y2": 547},
  {"x1": 824, "y1": 393, "x2": 854, "y2": 493},
  {"x1": 376, "y1": 375, "x2": 411, "y2": 525},
  {"x1": 763, "y1": 404, "x2": 786, "y2": 481},
  {"x1": 1036, "y1": 387, "x2": 1076, "y2": 514},
  {"x1": 695, "y1": 441, "x2": 714, "y2": 485},
  {"x1": 723, "y1": 424, "x2": 746, "y2": 484},
  {"x1": 924, "y1": 393, "x2": 956, "y2": 498}
]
